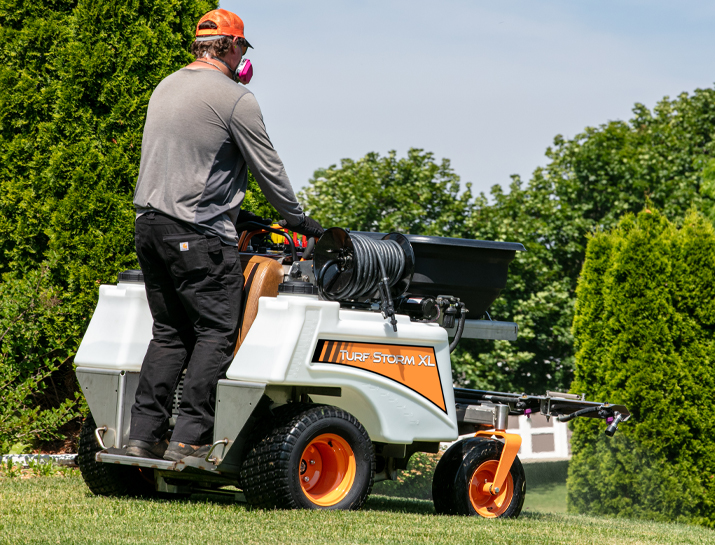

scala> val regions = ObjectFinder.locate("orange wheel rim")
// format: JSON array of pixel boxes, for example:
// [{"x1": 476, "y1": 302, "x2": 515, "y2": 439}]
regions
[
  {"x1": 468, "y1": 460, "x2": 514, "y2": 518},
  {"x1": 299, "y1": 433, "x2": 356, "y2": 506}
]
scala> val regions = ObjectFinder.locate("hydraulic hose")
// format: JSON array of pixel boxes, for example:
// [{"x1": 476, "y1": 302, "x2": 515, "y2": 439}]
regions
[
  {"x1": 235, "y1": 221, "x2": 298, "y2": 262},
  {"x1": 302, "y1": 237, "x2": 316, "y2": 260},
  {"x1": 557, "y1": 405, "x2": 601, "y2": 423},
  {"x1": 449, "y1": 303, "x2": 467, "y2": 353}
]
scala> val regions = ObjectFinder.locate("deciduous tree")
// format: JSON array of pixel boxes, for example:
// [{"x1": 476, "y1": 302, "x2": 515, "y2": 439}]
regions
[{"x1": 300, "y1": 148, "x2": 474, "y2": 237}]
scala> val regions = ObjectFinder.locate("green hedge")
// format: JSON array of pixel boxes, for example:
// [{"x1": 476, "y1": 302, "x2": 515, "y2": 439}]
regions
[
  {"x1": 0, "y1": 0, "x2": 215, "y2": 452},
  {"x1": 568, "y1": 208, "x2": 715, "y2": 526},
  {"x1": 372, "y1": 452, "x2": 441, "y2": 500},
  {"x1": 0, "y1": 266, "x2": 83, "y2": 454}
]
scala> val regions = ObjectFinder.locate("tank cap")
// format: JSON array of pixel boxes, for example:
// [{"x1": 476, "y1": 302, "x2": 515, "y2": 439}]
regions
[
  {"x1": 278, "y1": 281, "x2": 319, "y2": 295},
  {"x1": 118, "y1": 270, "x2": 144, "y2": 283}
]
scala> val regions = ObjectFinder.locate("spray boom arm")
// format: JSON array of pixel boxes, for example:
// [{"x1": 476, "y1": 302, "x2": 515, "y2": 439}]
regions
[{"x1": 454, "y1": 388, "x2": 631, "y2": 436}]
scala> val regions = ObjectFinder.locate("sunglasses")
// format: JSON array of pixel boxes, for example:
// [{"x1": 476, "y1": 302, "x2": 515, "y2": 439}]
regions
[{"x1": 233, "y1": 37, "x2": 249, "y2": 55}]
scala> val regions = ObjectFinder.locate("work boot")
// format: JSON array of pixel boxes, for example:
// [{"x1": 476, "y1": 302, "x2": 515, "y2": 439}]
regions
[
  {"x1": 126, "y1": 438, "x2": 169, "y2": 459},
  {"x1": 163, "y1": 441, "x2": 211, "y2": 462}
]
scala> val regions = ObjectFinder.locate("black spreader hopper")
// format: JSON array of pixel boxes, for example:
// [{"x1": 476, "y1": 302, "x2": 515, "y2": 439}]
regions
[
  {"x1": 387, "y1": 233, "x2": 525, "y2": 315},
  {"x1": 315, "y1": 230, "x2": 525, "y2": 316}
]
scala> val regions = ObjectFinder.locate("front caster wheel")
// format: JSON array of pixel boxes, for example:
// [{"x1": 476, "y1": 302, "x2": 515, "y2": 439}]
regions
[
  {"x1": 432, "y1": 437, "x2": 525, "y2": 518},
  {"x1": 240, "y1": 404, "x2": 375, "y2": 510}
]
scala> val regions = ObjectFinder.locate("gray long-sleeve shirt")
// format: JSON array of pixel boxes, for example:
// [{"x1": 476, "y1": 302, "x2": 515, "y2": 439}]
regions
[{"x1": 133, "y1": 68, "x2": 304, "y2": 245}]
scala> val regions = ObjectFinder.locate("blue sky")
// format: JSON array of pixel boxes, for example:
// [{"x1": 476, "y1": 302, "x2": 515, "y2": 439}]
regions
[{"x1": 220, "y1": 1, "x2": 715, "y2": 195}]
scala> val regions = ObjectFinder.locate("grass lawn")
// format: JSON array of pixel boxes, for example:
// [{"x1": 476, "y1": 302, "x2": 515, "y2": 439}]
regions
[
  {"x1": 523, "y1": 483, "x2": 568, "y2": 514},
  {"x1": 1, "y1": 473, "x2": 713, "y2": 545},
  {"x1": 522, "y1": 461, "x2": 569, "y2": 514}
]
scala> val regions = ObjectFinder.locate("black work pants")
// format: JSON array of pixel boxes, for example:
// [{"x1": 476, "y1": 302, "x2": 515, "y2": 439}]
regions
[{"x1": 130, "y1": 212, "x2": 243, "y2": 445}]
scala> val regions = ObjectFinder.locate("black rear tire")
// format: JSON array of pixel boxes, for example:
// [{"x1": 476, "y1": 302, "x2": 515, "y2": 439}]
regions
[
  {"x1": 240, "y1": 404, "x2": 375, "y2": 510},
  {"x1": 78, "y1": 414, "x2": 155, "y2": 497},
  {"x1": 432, "y1": 437, "x2": 525, "y2": 518}
]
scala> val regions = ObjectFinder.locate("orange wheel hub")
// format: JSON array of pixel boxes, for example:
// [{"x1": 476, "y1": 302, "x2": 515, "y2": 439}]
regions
[
  {"x1": 299, "y1": 433, "x2": 356, "y2": 506},
  {"x1": 468, "y1": 460, "x2": 514, "y2": 518}
]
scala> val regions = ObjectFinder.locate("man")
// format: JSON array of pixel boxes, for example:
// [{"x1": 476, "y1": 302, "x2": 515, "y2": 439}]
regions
[{"x1": 126, "y1": 9, "x2": 323, "y2": 461}]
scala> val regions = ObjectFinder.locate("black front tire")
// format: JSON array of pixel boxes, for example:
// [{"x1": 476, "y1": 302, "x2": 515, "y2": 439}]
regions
[
  {"x1": 433, "y1": 437, "x2": 525, "y2": 518},
  {"x1": 240, "y1": 404, "x2": 375, "y2": 510},
  {"x1": 78, "y1": 414, "x2": 155, "y2": 497}
]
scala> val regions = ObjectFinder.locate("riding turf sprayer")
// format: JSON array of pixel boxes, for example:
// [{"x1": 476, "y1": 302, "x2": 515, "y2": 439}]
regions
[{"x1": 74, "y1": 224, "x2": 629, "y2": 517}]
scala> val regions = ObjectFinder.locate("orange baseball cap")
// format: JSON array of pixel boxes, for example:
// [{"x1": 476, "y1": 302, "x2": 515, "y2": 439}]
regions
[{"x1": 195, "y1": 9, "x2": 253, "y2": 48}]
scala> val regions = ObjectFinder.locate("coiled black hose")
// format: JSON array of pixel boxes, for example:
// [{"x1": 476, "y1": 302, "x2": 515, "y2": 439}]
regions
[
  {"x1": 557, "y1": 405, "x2": 601, "y2": 423},
  {"x1": 318, "y1": 234, "x2": 405, "y2": 301},
  {"x1": 316, "y1": 234, "x2": 406, "y2": 331}
]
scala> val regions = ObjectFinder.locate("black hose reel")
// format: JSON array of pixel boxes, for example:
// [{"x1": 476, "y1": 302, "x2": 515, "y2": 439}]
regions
[
  {"x1": 314, "y1": 228, "x2": 469, "y2": 350},
  {"x1": 314, "y1": 228, "x2": 415, "y2": 332}
]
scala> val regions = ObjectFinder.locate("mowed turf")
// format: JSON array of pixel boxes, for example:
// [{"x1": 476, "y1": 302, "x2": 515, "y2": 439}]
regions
[
  {"x1": 523, "y1": 483, "x2": 568, "y2": 514},
  {"x1": 1, "y1": 473, "x2": 713, "y2": 545}
]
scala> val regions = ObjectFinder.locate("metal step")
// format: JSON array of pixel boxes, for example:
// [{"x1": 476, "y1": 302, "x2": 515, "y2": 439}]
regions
[
  {"x1": 95, "y1": 449, "x2": 219, "y2": 473},
  {"x1": 96, "y1": 450, "x2": 177, "y2": 470}
]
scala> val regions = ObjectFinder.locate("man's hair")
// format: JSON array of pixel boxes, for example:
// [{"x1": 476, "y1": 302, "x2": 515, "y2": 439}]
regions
[{"x1": 191, "y1": 20, "x2": 248, "y2": 59}]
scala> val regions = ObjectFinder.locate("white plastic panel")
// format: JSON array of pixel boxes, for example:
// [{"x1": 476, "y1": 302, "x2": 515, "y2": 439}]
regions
[
  {"x1": 74, "y1": 282, "x2": 153, "y2": 371},
  {"x1": 228, "y1": 294, "x2": 459, "y2": 444},
  {"x1": 75, "y1": 285, "x2": 461, "y2": 444},
  {"x1": 76, "y1": 368, "x2": 122, "y2": 448}
]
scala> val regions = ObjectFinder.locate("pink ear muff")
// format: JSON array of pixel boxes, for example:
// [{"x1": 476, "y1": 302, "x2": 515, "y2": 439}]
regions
[{"x1": 237, "y1": 58, "x2": 253, "y2": 84}]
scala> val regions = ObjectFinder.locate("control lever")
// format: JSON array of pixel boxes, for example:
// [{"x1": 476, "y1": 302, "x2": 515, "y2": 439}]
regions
[{"x1": 377, "y1": 259, "x2": 398, "y2": 332}]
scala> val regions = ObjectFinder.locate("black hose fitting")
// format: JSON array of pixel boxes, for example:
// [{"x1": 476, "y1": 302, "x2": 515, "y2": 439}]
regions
[{"x1": 605, "y1": 412, "x2": 624, "y2": 437}]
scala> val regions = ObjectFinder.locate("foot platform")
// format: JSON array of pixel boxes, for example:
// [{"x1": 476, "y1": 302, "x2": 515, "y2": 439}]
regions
[{"x1": 96, "y1": 448, "x2": 220, "y2": 473}]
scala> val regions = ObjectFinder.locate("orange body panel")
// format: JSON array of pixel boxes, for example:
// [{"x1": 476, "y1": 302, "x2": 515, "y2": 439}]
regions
[{"x1": 312, "y1": 340, "x2": 446, "y2": 412}]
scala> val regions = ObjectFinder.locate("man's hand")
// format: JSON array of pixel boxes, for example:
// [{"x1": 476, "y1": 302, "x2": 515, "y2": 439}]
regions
[
  {"x1": 236, "y1": 209, "x2": 272, "y2": 226},
  {"x1": 278, "y1": 216, "x2": 324, "y2": 238}
]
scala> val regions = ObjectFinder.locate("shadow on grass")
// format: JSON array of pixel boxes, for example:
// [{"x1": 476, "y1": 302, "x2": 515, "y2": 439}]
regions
[
  {"x1": 364, "y1": 494, "x2": 435, "y2": 515},
  {"x1": 112, "y1": 490, "x2": 437, "y2": 516},
  {"x1": 81, "y1": 477, "x2": 567, "y2": 519},
  {"x1": 519, "y1": 510, "x2": 567, "y2": 522},
  {"x1": 85, "y1": 490, "x2": 246, "y2": 507},
  {"x1": 96, "y1": 488, "x2": 565, "y2": 519},
  {"x1": 365, "y1": 495, "x2": 572, "y2": 519}
]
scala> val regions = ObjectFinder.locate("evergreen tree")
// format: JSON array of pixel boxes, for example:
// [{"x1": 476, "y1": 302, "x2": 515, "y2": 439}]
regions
[
  {"x1": 568, "y1": 208, "x2": 715, "y2": 526},
  {"x1": 40, "y1": 0, "x2": 214, "y2": 311},
  {"x1": 0, "y1": 0, "x2": 75, "y2": 274}
]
